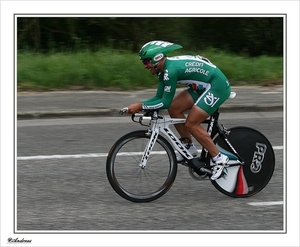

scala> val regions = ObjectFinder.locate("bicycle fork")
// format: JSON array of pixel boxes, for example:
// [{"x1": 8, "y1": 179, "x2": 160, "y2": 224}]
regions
[{"x1": 139, "y1": 128, "x2": 159, "y2": 168}]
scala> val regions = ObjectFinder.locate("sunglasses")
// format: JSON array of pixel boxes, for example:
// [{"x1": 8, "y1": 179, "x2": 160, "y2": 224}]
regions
[{"x1": 142, "y1": 58, "x2": 151, "y2": 65}]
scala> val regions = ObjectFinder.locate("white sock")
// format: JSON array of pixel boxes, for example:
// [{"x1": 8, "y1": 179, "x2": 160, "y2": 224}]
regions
[{"x1": 212, "y1": 153, "x2": 222, "y2": 162}]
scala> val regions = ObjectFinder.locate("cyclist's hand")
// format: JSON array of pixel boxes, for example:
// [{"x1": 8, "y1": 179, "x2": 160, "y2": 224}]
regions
[
  {"x1": 127, "y1": 103, "x2": 142, "y2": 114},
  {"x1": 119, "y1": 107, "x2": 128, "y2": 114}
]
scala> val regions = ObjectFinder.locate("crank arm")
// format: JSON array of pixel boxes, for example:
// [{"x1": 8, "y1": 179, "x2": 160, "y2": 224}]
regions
[{"x1": 199, "y1": 167, "x2": 213, "y2": 175}]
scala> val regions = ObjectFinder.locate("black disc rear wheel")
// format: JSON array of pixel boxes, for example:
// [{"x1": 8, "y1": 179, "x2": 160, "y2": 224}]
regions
[{"x1": 211, "y1": 127, "x2": 275, "y2": 198}]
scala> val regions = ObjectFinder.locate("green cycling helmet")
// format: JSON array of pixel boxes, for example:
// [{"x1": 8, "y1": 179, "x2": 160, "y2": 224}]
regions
[{"x1": 139, "y1": 40, "x2": 183, "y2": 65}]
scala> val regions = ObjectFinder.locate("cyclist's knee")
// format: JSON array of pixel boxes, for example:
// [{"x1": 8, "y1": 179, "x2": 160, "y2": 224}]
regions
[
  {"x1": 167, "y1": 105, "x2": 176, "y2": 116},
  {"x1": 168, "y1": 103, "x2": 183, "y2": 116},
  {"x1": 185, "y1": 106, "x2": 209, "y2": 133},
  {"x1": 185, "y1": 120, "x2": 196, "y2": 133}
]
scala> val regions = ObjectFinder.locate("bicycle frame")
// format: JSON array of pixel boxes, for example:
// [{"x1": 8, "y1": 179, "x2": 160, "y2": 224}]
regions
[
  {"x1": 137, "y1": 113, "x2": 192, "y2": 168},
  {"x1": 134, "y1": 109, "x2": 244, "y2": 169}
]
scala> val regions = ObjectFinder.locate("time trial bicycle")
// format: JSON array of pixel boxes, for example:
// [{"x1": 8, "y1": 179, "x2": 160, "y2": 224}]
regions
[{"x1": 106, "y1": 92, "x2": 275, "y2": 203}]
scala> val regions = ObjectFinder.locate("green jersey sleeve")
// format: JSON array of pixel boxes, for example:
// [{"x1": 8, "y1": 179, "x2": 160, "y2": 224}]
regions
[{"x1": 142, "y1": 68, "x2": 178, "y2": 110}]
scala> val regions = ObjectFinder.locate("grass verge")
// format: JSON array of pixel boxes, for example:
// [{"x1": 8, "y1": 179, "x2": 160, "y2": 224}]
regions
[{"x1": 17, "y1": 48, "x2": 283, "y2": 91}]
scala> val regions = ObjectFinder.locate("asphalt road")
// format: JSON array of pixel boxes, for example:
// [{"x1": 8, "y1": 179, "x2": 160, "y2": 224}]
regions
[{"x1": 16, "y1": 111, "x2": 284, "y2": 232}]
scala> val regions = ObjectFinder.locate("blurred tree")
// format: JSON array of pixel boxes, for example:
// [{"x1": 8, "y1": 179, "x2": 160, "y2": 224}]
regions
[{"x1": 17, "y1": 16, "x2": 283, "y2": 56}]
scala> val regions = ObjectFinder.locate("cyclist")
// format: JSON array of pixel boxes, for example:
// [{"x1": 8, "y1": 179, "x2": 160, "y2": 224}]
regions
[{"x1": 126, "y1": 40, "x2": 231, "y2": 180}]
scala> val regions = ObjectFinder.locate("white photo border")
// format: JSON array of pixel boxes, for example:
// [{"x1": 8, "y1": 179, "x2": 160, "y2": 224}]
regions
[{"x1": 1, "y1": 1, "x2": 299, "y2": 247}]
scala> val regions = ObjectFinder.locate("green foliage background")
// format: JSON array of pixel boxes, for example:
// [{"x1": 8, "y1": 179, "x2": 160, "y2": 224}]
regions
[{"x1": 17, "y1": 16, "x2": 284, "y2": 91}]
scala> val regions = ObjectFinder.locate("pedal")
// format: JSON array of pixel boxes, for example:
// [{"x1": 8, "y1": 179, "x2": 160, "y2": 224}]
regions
[{"x1": 199, "y1": 167, "x2": 213, "y2": 175}]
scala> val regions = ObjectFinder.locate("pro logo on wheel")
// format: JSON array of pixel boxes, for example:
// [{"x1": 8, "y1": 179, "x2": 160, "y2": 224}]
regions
[{"x1": 250, "y1": 143, "x2": 267, "y2": 173}]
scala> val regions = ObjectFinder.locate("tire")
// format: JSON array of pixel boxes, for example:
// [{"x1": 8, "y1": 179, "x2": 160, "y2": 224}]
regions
[
  {"x1": 106, "y1": 130, "x2": 177, "y2": 202},
  {"x1": 211, "y1": 127, "x2": 275, "y2": 198}
]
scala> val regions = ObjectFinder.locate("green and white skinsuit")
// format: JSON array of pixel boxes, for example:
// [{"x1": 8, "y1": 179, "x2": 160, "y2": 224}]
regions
[{"x1": 142, "y1": 55, "x2": 231, "y2": 115}]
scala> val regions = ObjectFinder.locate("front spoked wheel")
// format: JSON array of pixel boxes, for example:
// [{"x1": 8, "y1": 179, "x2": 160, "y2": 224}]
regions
[
  {"x1": 211, "y1": 127, "x2": 275, "y2": 198},
  {"x1": 106, "y1": 130, "x2": 177, "y2": 203}
]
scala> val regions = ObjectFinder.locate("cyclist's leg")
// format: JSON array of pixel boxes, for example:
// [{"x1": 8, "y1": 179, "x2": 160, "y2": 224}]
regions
[
  {"x1": 168, "y1": 89, "x2": 195, "y2": 142},
  {"x1": 186, "y1": 105, "x2": 219, "y2": 157},
  {"x1": 185, "y1": 78, "x2": 231, "y2": 158}
]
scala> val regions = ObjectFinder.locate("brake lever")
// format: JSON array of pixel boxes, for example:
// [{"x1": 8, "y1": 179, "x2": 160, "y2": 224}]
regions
[{"x1": 119, "y1": 107, "x2": 128, "y2": 114}]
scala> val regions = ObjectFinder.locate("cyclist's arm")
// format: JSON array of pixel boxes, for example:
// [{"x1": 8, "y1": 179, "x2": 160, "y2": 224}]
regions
[
  {"x1": 142, "y1": 80, "x2": 164, "y2": 106},
  {"x1": 142, "y1": 70, "x2": 177, "y2": 110},
  {"x1": 142, "y1": 81, "x2": 164, "y2": 109}
]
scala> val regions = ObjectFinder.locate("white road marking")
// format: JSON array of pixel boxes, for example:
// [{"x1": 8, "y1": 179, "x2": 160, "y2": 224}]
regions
[
  {"x1": 17, "y1": 146, "x2": 283, "y2": 161},
  {"x1": 17, "y1": 151, "x2": 167, "y2": 160},
  {"x1": 248, "y1": 201, "x2": 284, "y2": 206},
  {"x1": 17, "y1": 153, "x2": 108, "y2": 160}
]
